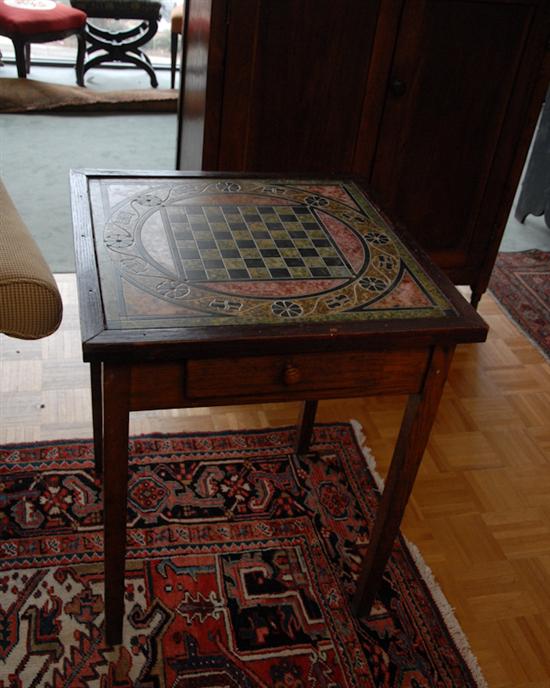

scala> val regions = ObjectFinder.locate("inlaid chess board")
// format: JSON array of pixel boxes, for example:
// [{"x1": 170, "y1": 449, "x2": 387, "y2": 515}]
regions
[
  {"x1": 85, "y1": 177, "x2": 456, "y2": 329},
  {"x1": 168, "y1": 203, "x2": 352, "y2": 282}
]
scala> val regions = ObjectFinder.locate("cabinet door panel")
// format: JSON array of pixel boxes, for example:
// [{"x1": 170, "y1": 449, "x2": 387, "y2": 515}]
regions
[
  {"x1": 217, "y1": 0, "x2": 379, "y2": 173},
  {"x1": 370, "y1": 0, "x2": 534, "y2": 269}
]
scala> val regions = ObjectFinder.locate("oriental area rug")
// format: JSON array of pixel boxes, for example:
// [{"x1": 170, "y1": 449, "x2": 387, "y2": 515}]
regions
[
  {"x1": 0, "y1": 424, "x2": 486, "y2": 687},
  {"x1": 489, "y1": 249, "x2": 550, "y2": 359}
]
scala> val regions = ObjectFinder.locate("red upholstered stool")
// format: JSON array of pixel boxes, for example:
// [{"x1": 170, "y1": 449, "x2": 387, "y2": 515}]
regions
[
  {"x1": 70, "y1": 0, "x2": 162, "y2": 88},
  {"x1": 0, "y1": 0, "x2": 86, "y2": 83}
]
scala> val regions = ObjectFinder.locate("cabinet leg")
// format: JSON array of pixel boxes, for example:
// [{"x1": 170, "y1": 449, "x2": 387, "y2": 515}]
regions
[
  {"x1": 352, "y1": 346, "x2": 454, "y2": 617},
  {"x1": 470, "y1": 287, "x2": 483, "y2": 310},
  {"x1": 102, "y1": 363, "x2": 130, "y2": 646},
  {"x1": 294, "y1": 400, "x2": 318, "y2": 454}
]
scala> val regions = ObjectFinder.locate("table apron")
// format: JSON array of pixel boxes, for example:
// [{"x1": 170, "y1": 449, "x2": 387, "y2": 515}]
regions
[{"x1": 127, "y1": 348, "x2": 431, "y2": 412}]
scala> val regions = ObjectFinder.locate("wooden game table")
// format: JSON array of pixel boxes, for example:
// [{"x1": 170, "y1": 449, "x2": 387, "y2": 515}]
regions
[{"x1": 71, "y1": 171, "x2": 487, "y2": 646}]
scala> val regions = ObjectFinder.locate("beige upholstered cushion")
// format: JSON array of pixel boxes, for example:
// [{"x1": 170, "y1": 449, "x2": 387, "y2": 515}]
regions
[{"x1": 0, "y1": 179, "x2": 62, "y2": 339}]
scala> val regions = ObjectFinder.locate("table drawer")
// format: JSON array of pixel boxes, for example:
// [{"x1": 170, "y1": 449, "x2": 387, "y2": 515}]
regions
[{"x1": 185, "y1": 349, "x2": 430, "y2": 400}]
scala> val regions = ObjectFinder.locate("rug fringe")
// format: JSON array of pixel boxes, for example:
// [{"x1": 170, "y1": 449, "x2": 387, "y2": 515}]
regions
[
  {"x1": 403, "y1": 538, "x2": 489, "y2": 688},
  {"x1": 349, "y1": 419, "x2": 384, "y2": 491},
  {"x1": 349, "y1": 418, "x2": 489, "y2": 688}
]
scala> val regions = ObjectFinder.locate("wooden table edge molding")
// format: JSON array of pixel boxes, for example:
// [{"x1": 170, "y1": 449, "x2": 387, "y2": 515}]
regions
[{"x1": 70, "y1": 170, "x2": 488, "y2": 646}]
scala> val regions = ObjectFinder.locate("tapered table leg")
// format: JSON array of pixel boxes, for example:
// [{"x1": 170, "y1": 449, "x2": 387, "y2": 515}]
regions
[
  {"x1": 91, "y1": 361, "x2": 103, "y2": 475},
  {"x1": 294, "y1": 400, "x2": 318, "y2": 454},
  {"x1": 352, "y1": 346, "x2": 454, "y2": 616},
  {"x1": 102, "y1": 362, "x2": 130, "y2": 646}
]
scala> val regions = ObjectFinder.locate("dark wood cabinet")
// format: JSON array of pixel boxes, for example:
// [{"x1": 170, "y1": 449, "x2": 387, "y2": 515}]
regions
[{"x1": 176, "y1": 0, "x2": 550, "y2": 305}]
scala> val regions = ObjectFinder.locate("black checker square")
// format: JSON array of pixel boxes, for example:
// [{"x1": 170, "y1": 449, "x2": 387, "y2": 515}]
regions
[
  {"x1": 270, "y1": 268, "x2": 292, "y2": 279},
  {"x1": 196, "y1": 239, "x2": 217, "y2": 249},
  {"x1": 310, "y1": 267, "x2": 331, "y2": 278},
  {"x1": 213, "y1": 231, "x2": 232, "y2": 241},
  {"x1": 260, "y1": 249, "x2": 280, "y2": 258},
  {"x1": 186, "y1": 269, "x2": 208, "y2": 280},
  {"x1": 228, "y1": 269, "x2": 249, "y2": 279},
  {"x1": 170, "y1": 204, "x2": 352, "y2": 282},
  {"x1": 245, "y1": 258, "x2": 265, "y2": 268},
  {"x1": 251, "y1": 231, "x2": 271, "y2": 240},
  {"x1": 324, "y1": 256, "x2": 345, "y2": 267}
]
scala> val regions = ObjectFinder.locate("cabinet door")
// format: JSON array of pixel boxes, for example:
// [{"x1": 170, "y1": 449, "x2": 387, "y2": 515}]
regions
[
  {"x1": 364, "y1": 0, "x2": 540, "y2": 272},
  {"x1": 213, "y1": 0, "x2": 379, "y2": 173}
]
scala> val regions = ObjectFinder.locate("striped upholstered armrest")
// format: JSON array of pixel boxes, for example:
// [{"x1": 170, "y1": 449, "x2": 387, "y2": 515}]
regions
[{"x1": 0, "y1": 179, "x2": 62, "y2": 340}]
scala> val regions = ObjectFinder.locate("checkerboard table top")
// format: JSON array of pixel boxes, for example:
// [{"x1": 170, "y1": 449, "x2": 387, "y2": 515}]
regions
[
  {"x1": 80, "y1": 176, "x2": 451, "y2": 323},
  {"x1": 71, "y1": 172, "x2": 487, "y2": 353}
]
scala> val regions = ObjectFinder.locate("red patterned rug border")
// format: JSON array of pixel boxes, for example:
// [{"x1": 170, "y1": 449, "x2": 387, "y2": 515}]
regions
[{"x1": 489, "y1": 249, "x2": 550, "y2": 361}]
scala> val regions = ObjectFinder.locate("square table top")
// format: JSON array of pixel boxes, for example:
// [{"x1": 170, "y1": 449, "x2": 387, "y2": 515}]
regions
[{"x1": 71, "y1": 171, "x2": 487, "y2": 360}]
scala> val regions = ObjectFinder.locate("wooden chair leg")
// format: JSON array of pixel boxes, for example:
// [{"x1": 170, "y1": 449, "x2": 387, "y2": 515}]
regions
[
  {"x1": 76, "y1": 31, "x2": 86, "y2": 86},
  {"x1": 24, "y1": 42, "x2": 30, "y2": 74},
  {"x1": 170, "y1": 31, "x2": 178, "y2": 89},
  {"x1": 12, "y1": 39, "x2": 27, "y2": 78}
]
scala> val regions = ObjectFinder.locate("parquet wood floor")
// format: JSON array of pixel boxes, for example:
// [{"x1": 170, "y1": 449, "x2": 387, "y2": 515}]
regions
[{"x1": 1, "y1": 274, "x2": 549, "y2": 687}]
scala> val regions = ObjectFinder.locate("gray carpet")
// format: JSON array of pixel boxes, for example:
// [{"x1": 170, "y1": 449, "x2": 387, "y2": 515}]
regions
[{"x1": 0, "y1": 111, "x2": 177, "y2": 271}]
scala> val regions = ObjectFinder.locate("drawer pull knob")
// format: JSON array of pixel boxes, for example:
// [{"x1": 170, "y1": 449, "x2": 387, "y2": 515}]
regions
[{"x1": 283, "y1": 363, "x2": 302, "y2": 385}]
